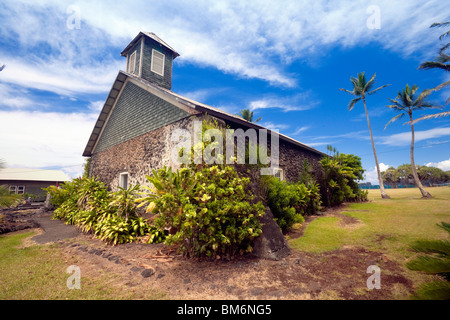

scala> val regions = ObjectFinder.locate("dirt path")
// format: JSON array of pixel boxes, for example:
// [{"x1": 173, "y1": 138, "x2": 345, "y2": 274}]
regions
[{"x1": 2, "y1": 206, "x2": 414, "y2": 300}]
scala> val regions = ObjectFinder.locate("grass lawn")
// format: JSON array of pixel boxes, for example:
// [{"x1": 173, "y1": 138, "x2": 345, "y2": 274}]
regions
[
  {"x1": 289, "y1": 186, "x2": 450, "y2": 297},
  {"x1": 0, "y1": 231, "x2": 164, "y2": 299}
]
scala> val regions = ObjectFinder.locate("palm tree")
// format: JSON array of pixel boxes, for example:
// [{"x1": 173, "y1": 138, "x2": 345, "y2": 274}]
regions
[
  {"x1": 385, "y1": 84, "x2": 441, "y2": 198},
  {"x1": 340, "y1": 72, "x2": 391, "y2": 199},
  {"x1": 236, "y1": 108, "x2": 261, "y2": 123},
  {"x1": 414, "y1": 22, "x2": 450, "y2": 124},
  {"x1": 419, "y1": 22, "x2": 450, "y2": 72}
]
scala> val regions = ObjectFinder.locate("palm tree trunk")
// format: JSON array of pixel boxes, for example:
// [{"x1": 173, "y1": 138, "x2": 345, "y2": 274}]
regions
[
  {"x1": 363, "y1": 97, "x2": 390, "y2": 199},
  {"x1": 409, "y1": 114, "x2": 432, "y2": 198}
]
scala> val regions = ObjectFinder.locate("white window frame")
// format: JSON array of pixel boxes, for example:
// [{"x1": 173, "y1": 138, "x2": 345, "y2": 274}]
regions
[
  {"x1": 151, "y1": 49, "x2": 165, "y2": 76},
  {"x1": 17, "y1": 186, "x2": 25, "y2": 194},
  {"x1": 119, "y1": 172, "x2": 129, "y2": 189},
  {"x1": 128, "y1": 51, "x2": 136, "y2": 74},
  {"x1": 9, "y1": 186, "x2": 17, "y2": 194},
  {"x1": 274, "y1": 168, "x2": 284, "y2": 181}
]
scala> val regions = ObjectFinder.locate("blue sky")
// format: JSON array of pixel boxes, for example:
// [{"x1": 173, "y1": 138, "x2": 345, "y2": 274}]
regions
[{"x1": 1, "y1": 0, "x2": 449, "y2": 182}]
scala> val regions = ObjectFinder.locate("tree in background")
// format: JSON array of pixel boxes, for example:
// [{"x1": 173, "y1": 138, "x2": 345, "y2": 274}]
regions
[
  {"x1": 340, "y1": 72, "x2": 391, "y2": 199},
  {"x1": 236, "y1": 108, "x2": 261, "y2": 123},
  {"x1": 382, "y1": 166, "x2": 400, "y2": 188},
  {"x1": 382, "y1": 164, "x2": 450, "y2": 187},
  {"x1": 418, "y1": 166, "x2": 450, "y2": 186},
  {"x1": 385, "y1": 84, "x2": 440, "y2": 198}
]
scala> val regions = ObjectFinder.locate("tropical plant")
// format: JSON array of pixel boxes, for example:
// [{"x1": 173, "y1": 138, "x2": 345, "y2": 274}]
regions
[
  {"x1": 385, "y1": 84, "x2": 441, "y2": 198},
  {"x1": 137, "y1": 165, "x2": 265, "y2": 259},
  {"x1": 0, "y1": 160, "x2": 22, "y2": 208},
  {"x1": 264, "y1": 176, "x2": 321, "y2": 233},
  {"x1": 109, "y1": 184, "x2": 140, "y2": 221},
  {"x1": 236, "y1": 108, "x2": 261, "y2": 123},
  {"x1": 419, "y1": 22, "x2": 450, "y2": 72},
  {"x1": 413, "y1": 21, "x2": 450, "y2": 124},
  {"x1": 406, "y1": 221, "x2": 450, "y2": 300},
  {"x1": 0, "y1": 185, "x2": 22, "y2": 208},
  {"x1": 46, "y1": 176, "x2": 150, "y2": 245},
  {"x1": 340, "y1": 72, "x2": 391, "y2": 199},
  {"x1": 319, "y1": 149, "x2": 368, "y2": 207}
]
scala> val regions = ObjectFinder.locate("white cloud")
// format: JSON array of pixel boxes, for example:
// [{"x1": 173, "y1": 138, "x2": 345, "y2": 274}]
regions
[
  {"x1": 0, "y1": 110, "x2": 97, "y2": 178},
  {"x1": 260, "y1": 122, "x2": 290, "y2": 131},
  {"x1": 88, "y1": 100, "x2": 105, "y2": 113},
  {"x1": 426, "y1": 158, "x2": 450, "y2": 172},
  {"x1": 2, "y1": 0, "x2": 447, "y2": 91},
  {"x1": 0, "y1": 56, "x2": 120, "y2": 96},
  {"x1": 249, "y1": 93, "x2": 318, "y2": 112},
  {"x1": 364, "y1": 163, "x2": 391, "y2": 184},
  {"x1": 0, "y1": 83, "x2": 34, "y2": 109},
  {"x1": 380, "y1": 127, "x2": 450, "y2": 146},
  {"x1": 291, "y1": 126, "x2": 310, "y2": 136}
]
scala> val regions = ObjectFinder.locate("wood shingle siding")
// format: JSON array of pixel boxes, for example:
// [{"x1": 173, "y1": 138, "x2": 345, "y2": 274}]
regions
[{"x1": 93, "y1": 81, "x2": 191, "y2": 154}]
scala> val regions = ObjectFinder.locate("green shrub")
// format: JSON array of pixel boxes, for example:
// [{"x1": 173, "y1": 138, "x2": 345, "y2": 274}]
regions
[
  {"x1": 137, "y1": 165, "x2": 265, "y2": 259},
  {"x1": 319, "y1": 149, "x2": 368, "y2": 207},
  {"x1": 0, "y1": 185, "x2": 22, "y2": 208},
  {"x1": 47, "y1": 177, "x2": 150, "y2": 245},
  {"x1": 264, "y1": 177, "x2": 321, "y2": 233}
]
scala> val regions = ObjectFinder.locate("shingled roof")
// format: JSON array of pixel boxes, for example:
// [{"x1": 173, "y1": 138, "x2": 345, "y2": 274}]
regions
[
  {"x1": 82, "y1": 70, "x2": 325, "y2": 158},
  {"x1": 120, "y1": 32, "x2": 180, "y2": 58},
  {"x1": 0, "y1": 168, "x2": 70, "y2": 182}
]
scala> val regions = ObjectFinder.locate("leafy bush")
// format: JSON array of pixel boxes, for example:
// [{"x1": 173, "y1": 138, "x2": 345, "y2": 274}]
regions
[
  {"x1": 0, "y1": 185, "x2": 22, "y2": 208},
  {"x1": 319, "y1": 149, "x2": 368, "y2": 207},
  {"x1": 264, "y1": 177, "x2": 321, "y2": 233},
  {"x1": 46, "y1": 177, "x2": 150, "y2": 245},
  {"x1": 137, "y1": 165, "x2": 265, "y2": 259}
]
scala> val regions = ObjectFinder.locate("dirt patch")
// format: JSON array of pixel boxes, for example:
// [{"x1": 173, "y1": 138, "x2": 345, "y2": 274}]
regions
[
  {"x1": 5, "y1": 206, "x2": 414, "y2": 300},
  {"x1": 52, "y1": 233, "x2": 413, "y2": 300}
]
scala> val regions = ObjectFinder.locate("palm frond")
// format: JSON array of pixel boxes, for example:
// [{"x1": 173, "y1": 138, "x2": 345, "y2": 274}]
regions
[
  {"x1": 364, "y1": 72, "x2": 376, "y2": 92},
  {"x1": 411, "y1": 111, "x2": 450, "y2": 124},
  {"x1": 425, "y1": 81, "x2": 450, "y2": 95},
  {"x1": 386, "y1": 99, "x2": 406, "y2": 111},
  {"x1": 438, "y1": 221, "x2": 450, "y2": 233},
  {"x1": 348, "y1": 97, "x2": 361, "y2": 111},
  {"x1": 410, "y1": 239, "x2": 450, "y2": 256},
  {"x1": 406, "y1": 255, "x2": 450, "y2": 274},
  {"x1": 384, "y1": 113, "x2": 406, "y2": 129},
  {"x1": 430, "y1": 21, "x2": 450, "y2": 28},
  {"x1": 367, "y1": 84, "x2": 391, "y2": 95},
  {"x1": 339, "y1": 88, "x2": 355, "y2": 95},
  {"x1": 419, "y1": 61, "x2": 450, "y2": 71},
  {"x1": 436, "y1": 53, "x2": 450, "y2": 63},
  {"x1": 413, "y1": 101, "x2": 442, "y2": 111},
  {"x1": 413, "y1": 280, "x2": 450, "y2": 300}
]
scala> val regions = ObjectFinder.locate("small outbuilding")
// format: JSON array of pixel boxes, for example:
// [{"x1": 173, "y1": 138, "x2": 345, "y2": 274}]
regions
[{"x1": 0, "y1": 168, "x2": 70, "y2": 201}]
